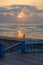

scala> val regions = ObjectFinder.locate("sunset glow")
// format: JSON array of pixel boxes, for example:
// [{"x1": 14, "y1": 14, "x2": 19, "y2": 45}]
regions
[
  {"x1": 0, "y1": 0, "x2": 43, "y2": 23},
  {"x1": 0, "y1": 0, "x2": 43, "y2": 9}
]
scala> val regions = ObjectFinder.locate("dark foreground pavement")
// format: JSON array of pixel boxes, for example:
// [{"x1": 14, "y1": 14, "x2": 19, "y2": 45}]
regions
[{"x1": 0, "y1": 52, "x2": 43, "y2": 65}]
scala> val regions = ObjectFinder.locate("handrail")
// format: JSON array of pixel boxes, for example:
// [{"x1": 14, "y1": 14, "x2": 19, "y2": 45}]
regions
[{"x1": 4, "y1": 42, "x2": 21, "y2": 52}]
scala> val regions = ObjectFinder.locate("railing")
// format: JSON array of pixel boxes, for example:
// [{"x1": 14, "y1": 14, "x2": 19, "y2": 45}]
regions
[
  {"x1": 0, "y1": 39, "x2": 43, "y2": 57},
  {"x1": 16, "y1": 40, "x2": 43, "y2": 53},
  {"x1": 2, "y1": 40, "x2": 43, "y2": 53},
  {"x1": 4, "y1": 42, "x2": 21, "y2": 52}
]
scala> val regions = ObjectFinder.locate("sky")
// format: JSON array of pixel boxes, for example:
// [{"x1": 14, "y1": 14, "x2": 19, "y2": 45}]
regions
[
  {"x1": 0, "y1": 0, "x2": 43, "y2": 9},
  {"x1": 0, "y1": 0, "x2": 43, "y2": 23}
]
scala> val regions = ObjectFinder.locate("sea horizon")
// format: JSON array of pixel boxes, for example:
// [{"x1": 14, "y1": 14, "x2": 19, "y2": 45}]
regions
[{"x1": 0, "y1": 22, "x2": 43, "y2": 39}]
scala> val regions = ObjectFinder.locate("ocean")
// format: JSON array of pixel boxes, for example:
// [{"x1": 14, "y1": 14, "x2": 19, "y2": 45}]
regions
[{"x1": 0, "y1": 22, "x2": 43, "y2": 39}]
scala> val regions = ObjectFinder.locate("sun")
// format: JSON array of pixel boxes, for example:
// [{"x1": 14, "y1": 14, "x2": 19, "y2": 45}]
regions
[
  {"x1": 18, "y1": 14, "x2": 22, "y2": 18},
  {"x1": 18, "y1": 12, "x2": 25, "y2": 19}
]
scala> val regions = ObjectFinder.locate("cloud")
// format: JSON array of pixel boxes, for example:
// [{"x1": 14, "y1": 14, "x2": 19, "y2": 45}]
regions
[
  {"x1": 36, "y1": 10, "x2": 43, "y2": 13},
  {"x1": 0, "y1": 5, "x2": 43, "y2": 23}
]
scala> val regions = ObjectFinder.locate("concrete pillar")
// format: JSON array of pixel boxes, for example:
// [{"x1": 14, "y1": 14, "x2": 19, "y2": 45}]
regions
[{"x1": 0, "y1": 44, "x2": 4, "y2": 57}]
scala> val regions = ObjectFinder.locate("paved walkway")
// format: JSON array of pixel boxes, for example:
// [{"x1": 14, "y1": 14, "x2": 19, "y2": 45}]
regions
[{"x1": 0, "y1": 52, "x2": 43, "y2": 65}]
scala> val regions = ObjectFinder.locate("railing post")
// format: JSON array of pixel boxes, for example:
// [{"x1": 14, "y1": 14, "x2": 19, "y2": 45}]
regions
[
  {"x1": 20, "y1": 41, "x2": 25, "y2": 53},
  {"x1": 0, "y1": 44, "x2": 4, "y2": 57}
]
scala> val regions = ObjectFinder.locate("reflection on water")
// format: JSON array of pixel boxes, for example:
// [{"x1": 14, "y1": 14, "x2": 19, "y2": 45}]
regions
[{"x1": 0, "y1": 22, "x2": 43, "y2": 39}]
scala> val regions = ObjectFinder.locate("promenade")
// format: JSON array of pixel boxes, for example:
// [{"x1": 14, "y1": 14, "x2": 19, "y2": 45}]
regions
[
  {"x1": 0, "y1": 52, "x2": 43, "y2": 65},
  {"x1": 0, "y1": 36, "x2": 43, "y2": 65}
]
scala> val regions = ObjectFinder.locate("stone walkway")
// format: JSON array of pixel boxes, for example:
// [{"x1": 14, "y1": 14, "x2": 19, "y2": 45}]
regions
[{"x1": 0, "y1": 52, "x2": 43, "y2": 65}]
